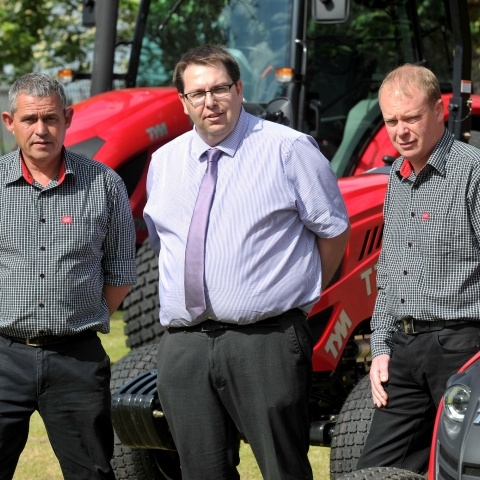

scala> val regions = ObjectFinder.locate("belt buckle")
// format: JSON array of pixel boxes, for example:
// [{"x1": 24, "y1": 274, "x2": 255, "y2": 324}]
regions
[
  {"x1": 25, "y1": 338, "x2": 43, "y2": 347},
  {"x1": 201, "y1": 322, "x2": 219, "y2": 332},
  {"x1": 201, "y1": 321, "x2": 231, "y2": 332},
  {"x1": 402, "y1": 318, "x2": 416, "y2": 334}
]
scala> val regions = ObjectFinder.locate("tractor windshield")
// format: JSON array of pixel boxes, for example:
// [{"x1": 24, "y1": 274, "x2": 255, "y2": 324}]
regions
[
  {"x1": 305, "y1": 0, "x2": 453, "y2": 162},
  {"x1": 135, "y1": 0, "x2": 291, "y2": 104},
  {"x1": 132, "y1": 0, "x2": 453, "y2": 163}
]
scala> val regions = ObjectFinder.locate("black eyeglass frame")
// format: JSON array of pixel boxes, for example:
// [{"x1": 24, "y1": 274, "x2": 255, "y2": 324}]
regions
[{"x1": 183, "y1": 82, "x2": 236, "y2": 106}]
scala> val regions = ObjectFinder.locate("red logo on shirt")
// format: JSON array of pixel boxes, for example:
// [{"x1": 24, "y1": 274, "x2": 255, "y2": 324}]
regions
[
  {"x1": 422, "y1": 212, "x2": 429, "y2": 221},
  {"x1": 62, "y1": 215, "x2": 73, "y2": 225}
]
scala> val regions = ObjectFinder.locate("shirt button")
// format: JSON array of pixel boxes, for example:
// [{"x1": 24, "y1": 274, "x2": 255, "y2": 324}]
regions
[
  {"x1": 403, "y1": 270, "x2": 407, "y2": 275},
  {"x1": 40, "y1": 246, "x2": 46, "y2": 251},
  {"x1": 40, "y1": 218, "x2": 46, "y2": 223},
  {"x1": 400, "y1": 298, "x2": 405, "y2": 304},
  {"x1": 38, "y1": 301, "x2": 45, "y2": 308},
  {"x1": 411, "y1": 212, "x2": 415, "y2": 217},
  {"x1": 40, "y1": 273, "x2": 45, "y2": 279},
  {"x1": 408, "y1": 241, "x2": 413, "y2": 247}
]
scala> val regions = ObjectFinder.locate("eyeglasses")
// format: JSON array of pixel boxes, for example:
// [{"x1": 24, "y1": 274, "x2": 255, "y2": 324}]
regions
[{"x1": 183, "y1": 83, "x2": 236, "y2": 107}]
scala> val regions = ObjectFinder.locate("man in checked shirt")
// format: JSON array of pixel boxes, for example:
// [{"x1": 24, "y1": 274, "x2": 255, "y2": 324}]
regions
[
  {"x1": 356, "y1": 64, "x2": 480, "y2": 473},
  {"x1": 0, "y1": 73, "x2": 136, "y2": 479}
]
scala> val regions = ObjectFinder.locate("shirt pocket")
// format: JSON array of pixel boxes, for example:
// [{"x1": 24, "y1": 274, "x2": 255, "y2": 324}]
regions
[{"x1": 53, "y1": 215, "x2": 106, "y2": 259}]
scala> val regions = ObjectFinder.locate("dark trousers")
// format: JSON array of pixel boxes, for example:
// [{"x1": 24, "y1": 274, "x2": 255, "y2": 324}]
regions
[
  {"x1": 0, "y1": 332, "x2": 115, "y2": 480},
  {"x1": 157, "y1": 311, "x2": 314, "y2": 480},
  {"x1": 357, "y1": 323, "x2": 480, "y2": 472}
]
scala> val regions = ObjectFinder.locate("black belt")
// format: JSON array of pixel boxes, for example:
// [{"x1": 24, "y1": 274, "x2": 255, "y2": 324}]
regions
[
  {"x1": 171, "y1": 309, "x2": 304, "y2": 332},
  {"x1": 397, "y1": 318, "x2": 478, "y2": 335},
  {"x1": 0, "y1": 330, "x2": 96, "y2": 347}
]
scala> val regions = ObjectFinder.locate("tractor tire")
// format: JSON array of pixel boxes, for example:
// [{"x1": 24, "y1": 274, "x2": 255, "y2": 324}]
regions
[
  {"x1": 110, "y1": 344, "x2": 181, "y2": 480},
  {"x1": 337, "y1": 467, "x2": 425, "y2": 480},
  {"x1": 123, "y1": 238, "x2": 165, "y2": 349},
  {"x1": 330, "y1": 375, "x2": 375, "y2": 479}
]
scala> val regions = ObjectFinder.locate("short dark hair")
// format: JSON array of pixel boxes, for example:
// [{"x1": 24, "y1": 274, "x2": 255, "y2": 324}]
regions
[
  {"x1": 172, "y1": 44, "x2": 241, "y2": 94},
  {"x1": 8, "y1": 73, "x2": 68, "y2": 114}
]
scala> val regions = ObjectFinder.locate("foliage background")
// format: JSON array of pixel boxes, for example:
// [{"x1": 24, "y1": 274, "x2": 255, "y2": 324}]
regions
[
  {"x1": 0, "y1": 0, "x2": 479, "y2": 87},
  {"x1": 470, "y1": 0, "x2": 480, "y2": 87},
  {"x1": 0, "y1": 0, "x2": 138, "y2": 82}
]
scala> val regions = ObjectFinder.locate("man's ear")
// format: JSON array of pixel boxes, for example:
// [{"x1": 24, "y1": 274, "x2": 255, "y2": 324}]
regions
[
  {"x1": 65, "y1": 107, "x2": 74, "y2": 128},
  {"x1": 179, "y1": 94, "x2": 190, "y2": 116},
  {"x1": 2, "y1": 112, "x2": 14, "y2": 133},
  {"x1": 435, "y1": 98, "x2": 444, "y2": 121}
]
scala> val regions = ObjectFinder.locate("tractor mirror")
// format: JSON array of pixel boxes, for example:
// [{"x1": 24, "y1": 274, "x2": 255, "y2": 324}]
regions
[
  {"x1": 312, "y1": 0, "x2": 349, "y2": 24},
  {"x1": 83, "y1": 0, "x2": 96, "y2": 27},
  {"x1": 265, "y1": 97, "x2": 293, "y2": 127}
]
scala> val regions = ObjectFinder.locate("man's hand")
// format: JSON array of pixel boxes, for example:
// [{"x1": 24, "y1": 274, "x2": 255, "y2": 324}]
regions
[{"x1": 370, "y1": 354, "x2": 390, "y2": 407}]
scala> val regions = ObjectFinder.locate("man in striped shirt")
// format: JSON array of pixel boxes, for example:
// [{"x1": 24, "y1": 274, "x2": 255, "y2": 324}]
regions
[
  {"x1": 143, "y1": 44, "x2": 350, "y2": 479},
  {"x1": 0, "y1": 73, "x2": 137, "y2": 479},
  {"x1": 357, "y1": 64, "x2": 480, "y2": 472}
]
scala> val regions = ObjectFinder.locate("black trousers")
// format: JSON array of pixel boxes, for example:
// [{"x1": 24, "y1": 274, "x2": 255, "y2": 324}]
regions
[
  {"x1": 157, "y1": 311, "x2": 314, "y2": 480},
  {"x1": 0, "y1": 332, "x2": 114, "y2": 480},
  {"x1": 357, "y1": 323, "x2": 480, "y2": 472}
]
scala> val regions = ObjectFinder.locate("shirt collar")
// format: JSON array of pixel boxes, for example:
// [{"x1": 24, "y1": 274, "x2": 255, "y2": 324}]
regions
[
  {"x1": 5, "y1": 147, "x2": 71, "y2": 186},
  {"x1": 192, "y1": 107, "x2": 249, "y2": 160}
]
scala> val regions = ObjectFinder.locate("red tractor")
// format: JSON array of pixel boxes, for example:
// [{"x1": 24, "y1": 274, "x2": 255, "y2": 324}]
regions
[{"x1": 63, "y1": 0, "x2": 480, "y2": 477}]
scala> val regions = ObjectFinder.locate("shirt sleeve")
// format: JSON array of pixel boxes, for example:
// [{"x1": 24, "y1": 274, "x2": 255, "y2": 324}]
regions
[
  {"x1": 102, "y1": 173, "x2": 137, "y2": 286},
  {"x1": 466, "y1": 158, "x2": 480, "y2": 244},
  {"x1": 370, "y1": 249, "x2": 397, "y2": 357},
  {"x1": 144, "y1": 155, "x2": 161, "y2": 254},
  {"x1": 284, "y1": 134, "x2": 349, "y2": 238},
  {"x1": 370, "y1": 175, "x2": 398, "y2": 357}
]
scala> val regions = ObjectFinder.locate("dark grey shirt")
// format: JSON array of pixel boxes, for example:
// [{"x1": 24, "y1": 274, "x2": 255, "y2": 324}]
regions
[
  {"x1": 0, "y1": 149, "x2": 137, "y2": 337},
  {"x1": 371, "y1": 130, "x2": 480, "y2": 357}
]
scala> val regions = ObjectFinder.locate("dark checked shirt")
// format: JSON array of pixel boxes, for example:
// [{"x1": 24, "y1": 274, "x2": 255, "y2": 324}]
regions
[
  {"x1": 371, "y1": 130, "x2": 480, "y2": 357},
  {"x1": 0, "y1": 148, "x2": 137, "y2": 338}
]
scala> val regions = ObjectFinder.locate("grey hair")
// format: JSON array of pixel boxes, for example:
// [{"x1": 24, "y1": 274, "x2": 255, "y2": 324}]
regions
[{"x1": 8, "y1": 73, "x2": 68, "y2": 114}]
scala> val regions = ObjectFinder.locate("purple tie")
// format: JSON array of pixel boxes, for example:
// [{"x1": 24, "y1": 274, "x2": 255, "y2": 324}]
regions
[{"x1": 184, "y1": 148, "x2": 221, "y2": 319}]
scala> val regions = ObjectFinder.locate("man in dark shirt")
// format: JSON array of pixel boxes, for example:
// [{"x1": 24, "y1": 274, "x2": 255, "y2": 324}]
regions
[
  {"x1": 357, "y1": 64, "x2": 480, "y2": 472},
  {"x1": 0, "y1": 73, "x2": 137, "y2": 479}
]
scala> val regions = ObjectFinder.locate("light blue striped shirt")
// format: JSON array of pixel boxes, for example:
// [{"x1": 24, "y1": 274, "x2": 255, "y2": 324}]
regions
[{"x1": 144, "y1": 108, "x2": 348, "y2": 327}]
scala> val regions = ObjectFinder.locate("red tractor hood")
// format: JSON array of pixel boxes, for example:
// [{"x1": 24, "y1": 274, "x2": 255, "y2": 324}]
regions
[
  {"x1": 64, "y1": 87, "x2": 192, "y2": 170},
  {"x1": 338, "y1": 169, "x2": 389, "y2": 218}
]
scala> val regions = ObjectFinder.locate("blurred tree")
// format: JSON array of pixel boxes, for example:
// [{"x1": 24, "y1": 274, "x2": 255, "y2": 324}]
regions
[
  {"x1": 0, "y1": 1, "x2": 51, "y2": 80},
  {"x1": 0, "y1": 0, "x2": 138, "y2": 83},
  {"x1": 0, "y1": 0, "x2": 478, "y2": 88},
  {"x1": 469, "y1": 0, "x2": 480, "y2": 88}
]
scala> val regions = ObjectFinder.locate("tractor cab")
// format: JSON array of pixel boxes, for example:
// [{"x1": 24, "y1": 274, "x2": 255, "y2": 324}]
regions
[{"x1": 109, "y1": 0, "x2": 460, "y2": 177}]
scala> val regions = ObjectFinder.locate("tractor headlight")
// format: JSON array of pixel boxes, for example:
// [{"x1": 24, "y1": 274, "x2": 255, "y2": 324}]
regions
[{"x1": 444, "y1": 384, "x2": 471, "y2": 423}]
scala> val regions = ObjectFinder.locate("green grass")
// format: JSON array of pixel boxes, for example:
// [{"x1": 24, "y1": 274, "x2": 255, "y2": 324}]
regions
[{"x1": 13, "y1": 312, "x2": 330, "y2": 479}]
